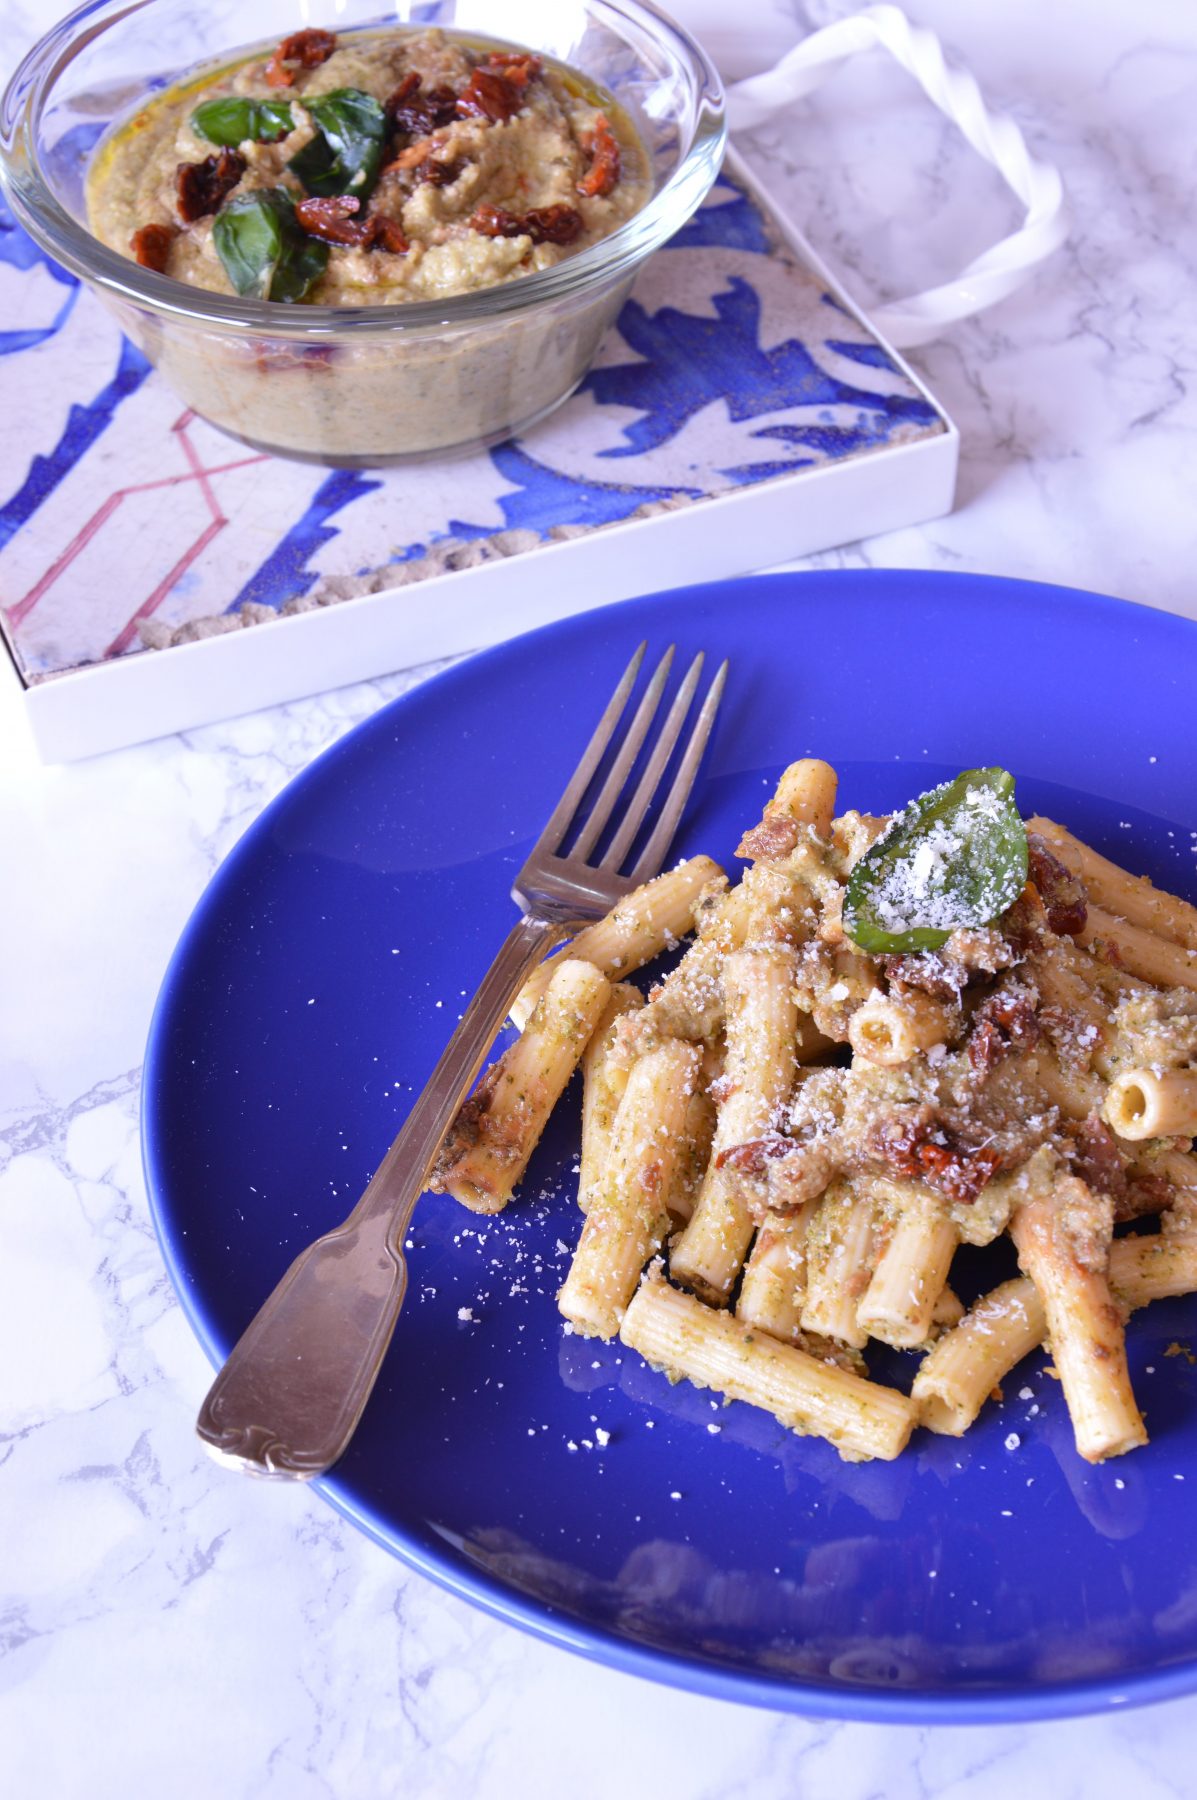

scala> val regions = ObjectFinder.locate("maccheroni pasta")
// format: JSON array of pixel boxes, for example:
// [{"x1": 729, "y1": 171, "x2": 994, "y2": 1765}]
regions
[{"x1": 432, "y1": 762, "x2": 1197, "y2": 1464}]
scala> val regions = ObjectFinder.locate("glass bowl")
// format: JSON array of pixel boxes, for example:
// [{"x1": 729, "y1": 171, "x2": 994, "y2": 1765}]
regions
[{"x1": 0, "y1": 0, "x2": 725, "y2": 466}]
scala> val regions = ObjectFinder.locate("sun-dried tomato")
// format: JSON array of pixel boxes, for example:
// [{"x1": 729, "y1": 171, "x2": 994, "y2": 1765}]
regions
[
  {"x1": 915, "y1": 1140, "x2": 1003, "y2": 1204},
  {"x1": 470, "y1": 201, "x2": 584, "y2": 245},
  {"x1": 386, "y1": 71, "x2": 460, "y2": 136},
  {"x1": 367, "y1": 216, "x2": 409, "y2": 254},
  {"x1": 968, "y1": 1017, "x2": 1005, "y2": 1075},
  {"x1": 1120, "y1": 1171, "x2": 1174, "y2": 1223},
  {"x1": 715, "y1": 1136, "x2": 794, "y2": 1175},
  {"x1": 523, "y1": 204, "x2": 584, "y2": 244},
  {"x1": 737, "y1": 815, "x2": 802, "y2": 862},
  {"x1": 967, "y1": 982, "x2": 1040, "y2": 1073},
  {"x1": 414, "y1": 156, "x2": 462, "y2": 187},
  {"x1": 1027, "y1": 833, "x2": 1088, "y2": 937},
  {"x1": 295, "y1": 195, "x2": 371, "y2": 245},
  {"x1": 868, "y1": 1104, "x2": 1001, "y2": 1202},
  {"x1": 470, "y1": 203, "x2": 524, "y2": 237},
  {"x1": 130, "y1": 222, "x2": 176, "y2": 272},
  {"x1": 176, "y1": 149, "x2": 246, "y2": 222},
  {"x1": 483, "y1": 50, "x2": 542, "y2": 86},
  {"x1": 386, "y1": 71, "x2": 420, "y2": 111},
  {"x1": 295, "y1": 196, "x2": 408, "y2": 254},
  {"x1": 879, "y1": 953, "x2": 963, "y2": 1002},
  {"x1": 456, "y1": 66, "x2": 523, "y2": 123},
  {"x1": 265, "y1": 27, "x2": 337, "y2": 88},
  {"x1": 868, "y1": 1105, "x2": 939, "y2": 1181},
  {"x1": 577, "y1": 112, "x2": 620, "y2": 197},
  {"x1": 1064, "y1": 1115, "x2": 1128, "y2": 1204}
]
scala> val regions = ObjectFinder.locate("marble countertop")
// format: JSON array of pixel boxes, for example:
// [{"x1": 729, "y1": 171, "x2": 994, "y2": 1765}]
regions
[{"x1": 3, "y1": 1, "x2": 1196, "y2": 1793}]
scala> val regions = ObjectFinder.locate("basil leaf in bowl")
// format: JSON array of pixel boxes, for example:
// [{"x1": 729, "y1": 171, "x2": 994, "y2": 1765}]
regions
[
  {"x1": 843, "y1": 768, "x2": 1028, "y2": 955},
  {"x1": 288, "y1": 88, "x2": 387, "y2": 199},
  {"x1": 212, "y1": 188, "x2": 328, "y2": 302},
  {"x1": 191, "y1": 96, "x2": 297, "y2": 147}
]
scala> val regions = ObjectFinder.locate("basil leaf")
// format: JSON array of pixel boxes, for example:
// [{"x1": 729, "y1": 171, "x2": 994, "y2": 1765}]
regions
[
  {"x1": 843, "y1": 768, "x2": 1028, "y2": 955},
  {"x1": 289, "y1": 87, "x2": 386, "y2": 199},
  {"x1": 212, "y1": 188, "x2": 328, "y2": 303},
  {"x1": 191, "y1": 96, "x2": 296, "y2": 147}
]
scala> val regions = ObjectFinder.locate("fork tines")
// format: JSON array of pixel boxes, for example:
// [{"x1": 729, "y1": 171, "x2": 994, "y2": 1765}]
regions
[{"x1": 536, "y1": 642, "x2": 728, "y2": 887}]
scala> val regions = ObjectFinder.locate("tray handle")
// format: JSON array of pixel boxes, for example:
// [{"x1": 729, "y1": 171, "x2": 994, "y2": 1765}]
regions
[{"x1": 725, "y1": 2, "x2": 1067, "y2": 347}]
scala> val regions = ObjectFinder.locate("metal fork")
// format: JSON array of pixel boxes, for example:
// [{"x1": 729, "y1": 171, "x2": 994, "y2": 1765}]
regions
[{"x1": 195, "y1": 643, "x2": 727, "y2": 1480}]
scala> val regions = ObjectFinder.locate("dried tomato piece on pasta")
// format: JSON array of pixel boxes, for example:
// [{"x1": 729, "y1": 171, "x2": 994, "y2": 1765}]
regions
[
  {"x1": 265, "y1": 27, "x2": 337, "y2": 89},
  {"x1": 130, "y1": 222, "x2": 176, "y2": 271},
  {"x1": 577, "y1": 113, "x2": 620, "y2": 197},
  {"x1": 176, "y1": 149, "x2": 246, "y2": 222},
  {"x1": 868, "y1": 1105, "x2": 1002, "y2": 1203},
  {"x1": 966, "y1": 981, "x2": 1040, "y2": 1073},
  {"x1": 1026, "y1": 833, "x2": 1088, "y2": 937},
  {"x1": 915, "y1": 1140, "x2": 1003, "y2": 1204},
  {"x1": 386, "y1": 71, "x2": 421, "y2": 112}
]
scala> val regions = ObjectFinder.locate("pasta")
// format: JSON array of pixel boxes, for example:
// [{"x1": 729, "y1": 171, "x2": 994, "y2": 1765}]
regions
[
  {"x1": 429, "y1": 958, "x2": 611, "y2": 1213},
  {"x1": 620, "y1": 1263, "x2": 916, "y2": 1463},
  {"x1": 435, "y1": 765, "x2": 1197, "y2": 1464},
  {"x1": 1105, "y1": 1068, "x2": 1197, "y2": 1139},
  {"x1": 1010, "y1": 1173, "x2": 1147, "y2": 1462},
  {"x1": 669, "y1": 943, "x2": 800, "y2": 1304},
  {"x1": 856, "y1": 1177, "x2": 958, "y2": 1349},
  {"x1": 577, "y1": 983, "x2": 643, "y2": 1212},
  {"x1": 558, "y1": 1039, "x2": 702, "y2": 1338},
  {"x1": 510, "y1": 855, "x2": 725, "y2": 1029},
  {"x1": 735, "y1": 1205, "x2": 813, "y2": 1342}
]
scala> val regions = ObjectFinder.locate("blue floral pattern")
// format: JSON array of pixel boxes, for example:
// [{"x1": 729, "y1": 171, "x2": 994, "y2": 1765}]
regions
[{"x1": 0, "y1": 170, "x2": 943, "y2": 678}]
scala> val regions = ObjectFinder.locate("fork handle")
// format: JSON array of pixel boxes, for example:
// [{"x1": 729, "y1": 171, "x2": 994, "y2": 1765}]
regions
[{"x1": 195, "y1": 913, "x2": 568, "y2": 1479}]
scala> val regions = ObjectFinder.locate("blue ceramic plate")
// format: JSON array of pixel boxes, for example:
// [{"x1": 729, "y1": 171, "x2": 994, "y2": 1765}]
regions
[{"x1": 144, "y1": 571, "x2": 1197, "y2": 1723}]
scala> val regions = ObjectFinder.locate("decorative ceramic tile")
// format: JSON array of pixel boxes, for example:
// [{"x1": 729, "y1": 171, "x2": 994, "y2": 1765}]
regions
[{"x1": 0, "y1": 167, "x2": 945, "y2": 683}]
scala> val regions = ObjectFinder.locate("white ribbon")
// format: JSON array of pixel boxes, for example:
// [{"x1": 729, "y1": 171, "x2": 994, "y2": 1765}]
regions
[{"x1": 726, "y1": 3, "x2": 1067, "y2": 347}]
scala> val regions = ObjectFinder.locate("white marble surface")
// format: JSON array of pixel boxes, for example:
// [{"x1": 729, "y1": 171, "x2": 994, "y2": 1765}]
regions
[{"x1": 4, "y1": 1, "x2": 1197, "y2": 1794}]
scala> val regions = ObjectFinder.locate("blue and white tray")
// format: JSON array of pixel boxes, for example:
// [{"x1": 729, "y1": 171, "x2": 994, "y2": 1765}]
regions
[{"x1": 0, "y1": 152, "x2": 955, "y2": 759}]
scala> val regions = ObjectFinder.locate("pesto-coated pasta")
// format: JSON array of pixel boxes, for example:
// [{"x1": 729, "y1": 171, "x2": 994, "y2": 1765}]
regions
[{"x1": 433, "y1": 759, "x2": 1197, "y2": 1466}]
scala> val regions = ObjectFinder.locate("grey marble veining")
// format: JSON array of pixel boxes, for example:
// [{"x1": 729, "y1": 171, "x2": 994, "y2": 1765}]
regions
[{"x1": 4, "y1": 1, "x2": 1197, "y2": 1794}]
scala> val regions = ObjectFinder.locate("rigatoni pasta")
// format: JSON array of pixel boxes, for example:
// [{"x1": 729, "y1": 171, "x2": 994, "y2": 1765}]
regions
[
  {"x1": 735, "y1": 1205, "x2": 813, "y2": 1343},
  {"x1": 510, "y1": 855, "x2": 725, "y2": 1028},
  {"x1": 558, "y1": 1039, "x2": 702, "y2": 1338},
  {"x1": 621, "y1": 1263, "x2": 916, "y2": 1463},
  {"x1": 670, "y1": 943, "x2": 800, "y2": 1304},
  {"x1": 577, "y1": 983, "x2": 643, "y2": 1213},
  {"x1": 856, "y1": 1178, "x2": 958, "y2": 1350},
  {"x1": 1009, "y1": 1173, "x2": 1147, "y2": 1462},
  {"x1": 430, "y1": 958, "x2": 610, "y2": 1213},
  {"x1": 433, "y1": 764, "x2": 1197, "y2": 1465}
]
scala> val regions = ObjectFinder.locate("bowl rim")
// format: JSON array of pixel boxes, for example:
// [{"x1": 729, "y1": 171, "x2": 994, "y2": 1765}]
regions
[{"x1": 0, "y1": 0, "x2": 727, "y2": 338}]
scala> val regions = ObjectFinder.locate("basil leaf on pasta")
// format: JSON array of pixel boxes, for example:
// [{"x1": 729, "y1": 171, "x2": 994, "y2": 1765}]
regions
[{"x1": 843, "y1": 768, "x2": 1028, "y2": 954}]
